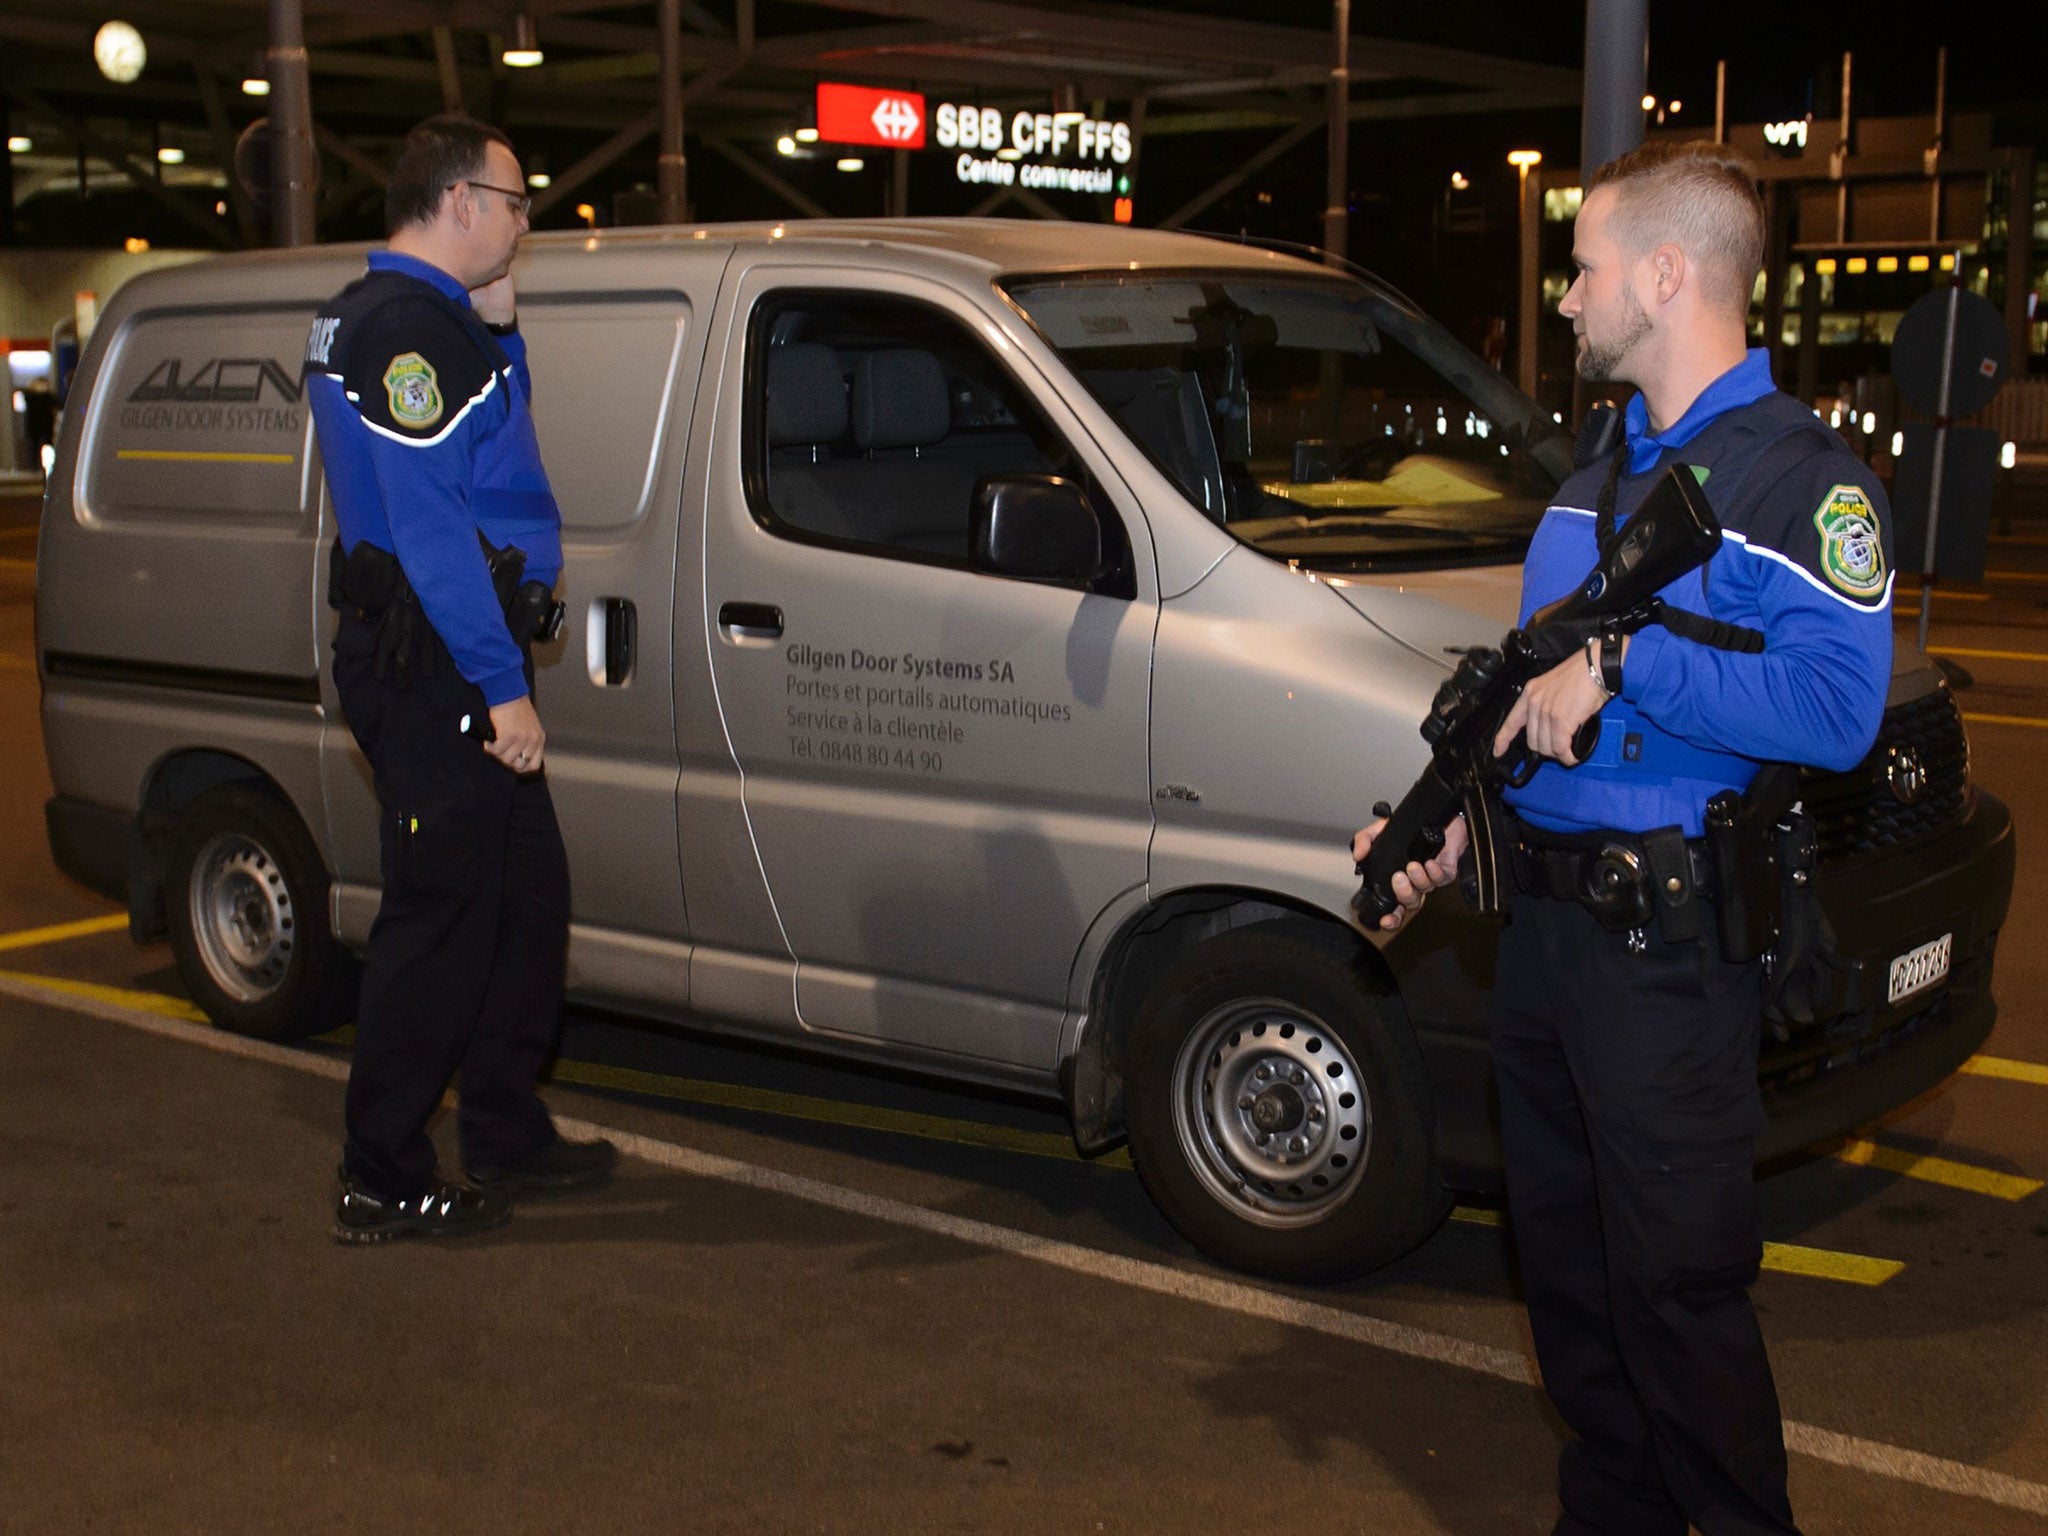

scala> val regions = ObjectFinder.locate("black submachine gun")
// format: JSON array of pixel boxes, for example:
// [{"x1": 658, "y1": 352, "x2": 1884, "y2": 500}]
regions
[{"x1": 1353, "y1": 462, "x2": 1724, "y2": 925}]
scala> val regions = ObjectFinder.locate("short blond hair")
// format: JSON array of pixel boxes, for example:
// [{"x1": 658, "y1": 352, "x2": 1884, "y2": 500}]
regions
[{"x1": 1588, "y1": 140, "x2": 1765, "y2": 314}]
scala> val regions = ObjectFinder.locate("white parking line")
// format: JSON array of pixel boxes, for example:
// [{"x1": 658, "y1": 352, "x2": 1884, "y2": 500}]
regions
[{"x1": 3, "y1": 968, "x2": 2046, "y2": 1519}]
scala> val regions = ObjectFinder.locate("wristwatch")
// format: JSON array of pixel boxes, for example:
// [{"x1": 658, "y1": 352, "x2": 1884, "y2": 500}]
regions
[{"x1": 1597, "y1": 620, "x2": 1626, "y2": 696}]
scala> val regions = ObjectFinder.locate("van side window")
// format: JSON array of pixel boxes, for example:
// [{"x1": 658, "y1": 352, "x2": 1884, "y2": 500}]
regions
[
  {"x1": 746, "y1": 291, "x2": 1130, "y2": 591},
  {"x1": 515, "y1": 296, "x2": 691, "y2": 531},
  {"x1": 88, "y1": 309, "x2": 314, "y2": 521}
]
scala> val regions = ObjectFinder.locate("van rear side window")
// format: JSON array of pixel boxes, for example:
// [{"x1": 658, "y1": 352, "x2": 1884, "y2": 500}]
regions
[
  {"x1": 87, "y1": 309, "x2": 314, "y2": 520},
  {"x1": 516, "y1": 295, "x2": 691, "y2": 531}
]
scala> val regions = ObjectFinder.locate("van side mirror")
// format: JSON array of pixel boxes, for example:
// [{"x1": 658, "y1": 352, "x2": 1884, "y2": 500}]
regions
[{"x1": 970, "y1": 475, "x2": 1103, "y2": 583}]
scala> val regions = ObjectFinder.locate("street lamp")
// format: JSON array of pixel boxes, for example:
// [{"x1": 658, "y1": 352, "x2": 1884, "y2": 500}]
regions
[
  {"x1": 1508, "y1": 151, "x2": 1543, "y2": 399},
  {"x1": 502, "y1": 13, "x2": 543, "y2": 67},
  {"x1": 93, "y1": 20, "x2": 146, "y2": 83}
]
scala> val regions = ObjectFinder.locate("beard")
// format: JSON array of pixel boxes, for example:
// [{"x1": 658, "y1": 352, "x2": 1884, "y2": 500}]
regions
[{"x1": 1576, "y1": 286, "x2": 1652, "y2": 381}]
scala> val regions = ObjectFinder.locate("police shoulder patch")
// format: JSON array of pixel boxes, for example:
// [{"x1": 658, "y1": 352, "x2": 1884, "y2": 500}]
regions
[
  {"x1": 382, "y1": 351, "x2": 443, "y2": 429},
  {"x1": 1812, "y1": 482, "x2": 1886, "y2": 600}
]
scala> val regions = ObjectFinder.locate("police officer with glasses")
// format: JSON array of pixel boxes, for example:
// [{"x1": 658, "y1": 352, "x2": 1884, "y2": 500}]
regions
[
  {"x1": 305, "y1": 115, "x2": 615, "y2": 1244},
  {"x1": 1356, "y1": 140, "x2": 1892, "y2": 1536}
]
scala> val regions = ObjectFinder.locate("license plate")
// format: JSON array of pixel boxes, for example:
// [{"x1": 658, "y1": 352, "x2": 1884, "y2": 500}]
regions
[{"x1": 1887, "y1": 933, "x2": 1953, "y2": 1005}]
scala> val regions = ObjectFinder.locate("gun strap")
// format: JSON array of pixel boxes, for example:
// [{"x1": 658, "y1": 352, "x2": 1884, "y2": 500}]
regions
[
  {"x1": 1593, "y1": 436, "x2": 1628, "y2": 547},
  {"x1": 1647, "y1": 599, "x2": 1766, "y2": 653}
]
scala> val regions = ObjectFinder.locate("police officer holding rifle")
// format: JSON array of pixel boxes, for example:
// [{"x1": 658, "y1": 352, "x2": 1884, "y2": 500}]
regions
[
  {"x1": 1355, "y1": 141, "x2": 1893, "y2": 1535},
  {"x1": 306, "y1": 116, "x2": 615, "y2": 1243}
]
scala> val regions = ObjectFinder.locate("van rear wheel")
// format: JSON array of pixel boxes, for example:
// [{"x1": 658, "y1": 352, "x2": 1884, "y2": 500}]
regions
[
  {"x1": 165, "y1": 783, "x2": 358, "y2": 1041},
  {"x1": 1126, "y1": 921, "x2": 1447, "y2": 1283}
]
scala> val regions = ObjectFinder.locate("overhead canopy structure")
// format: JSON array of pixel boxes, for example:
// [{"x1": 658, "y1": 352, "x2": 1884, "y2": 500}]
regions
[{"x1": 0, "y1": 0, "x2": 1580, "y2": 241}]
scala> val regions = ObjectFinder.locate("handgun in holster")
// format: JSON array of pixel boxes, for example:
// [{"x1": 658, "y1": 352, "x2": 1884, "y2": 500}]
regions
[{"x1": 477, "y1": 531, "x2": 566, "y2": 647}]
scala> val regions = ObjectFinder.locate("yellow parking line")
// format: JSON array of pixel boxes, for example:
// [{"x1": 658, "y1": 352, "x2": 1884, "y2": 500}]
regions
[
  {"x1": 1760, "y1": 1243, "x2": 1904, "y2": 1287},
  {"x1": 0, "y1": 970, "x2": 208, "y2": 1023},
  {"x1": 1932, "y1": 647, "x2": 2048, "y2": 663},
  {"x1": 0, "y1": 652, "x2": 30, "y2": 669},
  {"x1": 1984, "y1": 570, "x2": 2048, "y2": 583},
  {"x1": 1832, "y1": 1138, "x2": 2041, "y2": 1201},
  {"x1": 1962, "y1": 713, "x2": 2048, "y2": 730},
  {"x1": 0, "y1": 913, "x2": 130, "y2": 953},
  {"x1": 0, "y1": 970, "x2": 1916, "y2": 1285},
  {"x1": 1963, "y1": 1054, "x2": 2048, "y2": 1087},
  {"x1": 1449, "y1": 1205, "x2": 1901, "y2": 1284},
  {"x1": 0, "y1": 556, "x2": 33, "y2": 572},
  {"x1": 1893, "y1": 589, "x2": 1991, "y2": 601}
]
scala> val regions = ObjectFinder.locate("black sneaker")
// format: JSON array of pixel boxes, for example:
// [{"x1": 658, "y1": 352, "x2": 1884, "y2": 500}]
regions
[
  {"x1": 333, "y1": 1170, "x2": 511, "y2": 1244},
  {"x1": 465, "y1": 1135, "x2": 618, "y2": 1197}
]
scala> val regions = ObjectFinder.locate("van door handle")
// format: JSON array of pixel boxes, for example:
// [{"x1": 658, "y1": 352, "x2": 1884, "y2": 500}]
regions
[
  {"x1": 717, "y1": 601, "x2": 783, "y2": 645},
  {"x1": 585, "y1": 597, "x2": 636, "y2": 685}
]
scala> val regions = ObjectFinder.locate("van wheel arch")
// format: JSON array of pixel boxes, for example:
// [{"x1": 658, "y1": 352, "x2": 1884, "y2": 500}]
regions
[
  {"x1": 130, "y1": 751, "x2": 276, "y2": 939},
  {"x1": 1069, "y1": 891, "x2": 1402, "y2": 1152}
]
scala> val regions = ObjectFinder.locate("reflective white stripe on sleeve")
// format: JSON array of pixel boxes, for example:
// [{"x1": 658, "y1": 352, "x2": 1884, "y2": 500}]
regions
[
  {"x1": 1722, "y1": 529, "x2": 1895, "y2": 611},
  {"x1": 354, "y1": 367, "x2": 500, "y2": 450}
]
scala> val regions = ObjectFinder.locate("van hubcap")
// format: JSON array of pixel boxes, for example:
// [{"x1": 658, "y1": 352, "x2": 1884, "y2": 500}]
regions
[
  {"x1": 1171, "y1": 998, "x2": 1372, "y2": 1228},
  {"x1": 189, "y1": 834, "x2": 295, "y2": 1004}
]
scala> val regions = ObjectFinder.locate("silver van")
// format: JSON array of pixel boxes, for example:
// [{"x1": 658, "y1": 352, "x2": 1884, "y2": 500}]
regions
[{"x1": 37, "y1": 220, "x2": 2013, "y2": 1279}]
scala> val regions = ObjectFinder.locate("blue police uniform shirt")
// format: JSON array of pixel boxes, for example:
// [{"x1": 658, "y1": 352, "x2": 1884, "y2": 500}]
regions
[
  {"x1": 1503, "y1": 348, "x2": 1894, "y2": 838},
  {"x1": 303, "y1": 250, "x2": 562, "y2": 707}
]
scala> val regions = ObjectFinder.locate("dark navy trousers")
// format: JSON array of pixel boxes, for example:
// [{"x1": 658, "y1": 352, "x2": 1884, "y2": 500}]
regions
[
  {"x1": 333, "y1": 608, "x2": 569, "y2": 1200},
  {"x1": 1491, "y1": 891, "x2": 1801, "y2": 1536}
]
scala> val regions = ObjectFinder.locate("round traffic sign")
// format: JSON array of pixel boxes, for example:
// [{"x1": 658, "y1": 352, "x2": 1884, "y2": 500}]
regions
[{"x1": 1891, "y1": 286, "x2": 2010, "y2": 418}]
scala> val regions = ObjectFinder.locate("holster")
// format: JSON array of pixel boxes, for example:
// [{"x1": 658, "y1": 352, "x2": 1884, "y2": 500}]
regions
[
  {"x1": 328, "y1": 537, "x2": 438, "y2": 687},
  {"x1": 1703, "y1": 787, "x2": 1782, "y2": 963}
]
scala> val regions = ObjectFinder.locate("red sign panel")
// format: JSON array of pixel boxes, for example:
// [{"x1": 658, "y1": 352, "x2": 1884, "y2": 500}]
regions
[{"x1": 816, "y1": 82, "x2": 927, "y2": 150}]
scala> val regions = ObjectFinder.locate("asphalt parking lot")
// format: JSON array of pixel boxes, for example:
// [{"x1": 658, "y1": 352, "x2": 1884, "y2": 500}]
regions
[{"x1": 5, "y1": 483, "x2": 2048, "y2": 1534}]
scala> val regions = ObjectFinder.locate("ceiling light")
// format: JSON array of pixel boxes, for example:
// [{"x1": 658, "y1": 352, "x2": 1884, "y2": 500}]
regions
[
  {"x1": 94, "y1": 20, "x2": 147, "y2": 83},
  {"x1": 241, "y1": 77, "x2": 270, "y2": 97},
  {"x1": 1507, "y1": 149, "x2": 1542, "y2": 168},
  {"x1": 794, "y1": 127, "x2": 819, "y2": 144},
  {"x1": 6, "y1": 137, "x2": 29, "y2": 154},
  {"x1": 124, "y1": 237, "x2": 150, "y2": 253},
  {"x1": 776, "y1": 135, "x2": 798, "y2": 156},
  {"x1": 526, "y1": 172, "x2": 551, "y2": 188},
  {"x1": 157, "y1": 146, "x2": 185, "y2": 165},
  {"x1": 502, "y1": 13, "x2": 543, "y2": 67},
  {"x1": 836, "y1": 157, "x2": 863, "y2": 172},
  {"x1": 1449, "y1": 171, "x2": 1469, "y2": 190},
  {"x1": 1640, "y1": 93, "x2": 1657, "y2": 111}
]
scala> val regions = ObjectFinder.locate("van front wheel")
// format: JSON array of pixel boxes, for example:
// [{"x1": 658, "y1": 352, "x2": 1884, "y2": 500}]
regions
[
  {"x1": 165, "y1": 784, "x2": 358, "y2": 1041},
  {"x1": 1126, "y1": 922, "x2": 1446, "y2": 1283}
]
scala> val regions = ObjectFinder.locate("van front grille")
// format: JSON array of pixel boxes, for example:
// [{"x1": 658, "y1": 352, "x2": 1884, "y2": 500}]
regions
[{"x1": 1800, "y1": 688, "x2": 1970, "y2": 865}]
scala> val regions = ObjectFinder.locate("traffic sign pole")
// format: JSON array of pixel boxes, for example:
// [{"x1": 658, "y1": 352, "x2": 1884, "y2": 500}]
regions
[{"x1": 1917, "y1": 249, "x2": 1962, "y2": 652}]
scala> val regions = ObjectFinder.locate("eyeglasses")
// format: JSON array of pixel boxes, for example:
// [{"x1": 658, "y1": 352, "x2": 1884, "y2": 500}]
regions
[{"x1": 451, "y1": 179, "x2": 532, "y2": 218}]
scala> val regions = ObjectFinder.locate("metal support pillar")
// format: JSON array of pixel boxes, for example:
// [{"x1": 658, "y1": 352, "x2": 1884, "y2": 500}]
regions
[
  {"x1": 1580, "y1": 0, "x2": 1645, "y2": 177},
  {"x1": 2006, "y1": 147, "x2": 2035, "y2": 378},
  {"x1": 1322, "y1": 0, "x2": 1349, "y2": 264},
  {"x1": 267, "y1": 0, "x2": 317, "y2": 246},
  {"x1": 194, "y1": 66, "x2": 261, "y2": 247},
  {"x1": 1517, "y1": 162, "x2": 1542, "y2": 399},
  {"x1": 891, "y1": 150, "x2": 909, "y2": 218},
  {"x1": 432, "y1": 28, "x2": 465, "y2": 113},
  {"x1": 656, "y1": 0, "x2": 687, "y2": 223},
  {"x1": 1760, "y1": 182, "x2": 1790, "y2": 385},
  {"x1": 0, "y1": 95, "x2": 13, "y2": 246},
  {"x1": 1796, "y1": 258, "x2": 1821, "y2": 405}
]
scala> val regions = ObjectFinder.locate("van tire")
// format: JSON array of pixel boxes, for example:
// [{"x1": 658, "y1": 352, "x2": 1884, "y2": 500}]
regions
[
  {"x1": 1126, "y1": 920, "x2": 1447, "y2": 1283},
  {"x1": 165, "y1": 784, "x2": 358, "y2": 1041}
]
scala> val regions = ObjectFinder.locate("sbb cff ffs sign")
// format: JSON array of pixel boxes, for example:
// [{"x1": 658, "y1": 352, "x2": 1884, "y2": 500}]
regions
[{"x1": 816, "y1": 83, "x2": 926, "y2": 150}]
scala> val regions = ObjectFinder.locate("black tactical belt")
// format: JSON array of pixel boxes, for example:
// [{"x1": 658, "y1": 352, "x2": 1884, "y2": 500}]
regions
[{"x1": 1512, "y1": 821, "x2": 1716, "y2": 940}]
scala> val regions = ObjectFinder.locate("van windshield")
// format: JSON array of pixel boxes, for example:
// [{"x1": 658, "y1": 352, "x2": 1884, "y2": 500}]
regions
[{"x1": 1001, "y1": 270, "x2": 1573, "y2": 573}]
